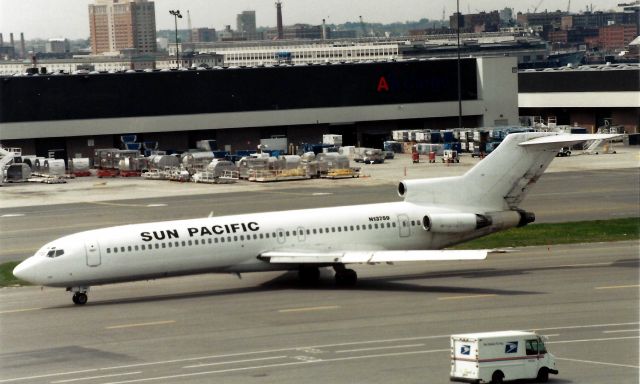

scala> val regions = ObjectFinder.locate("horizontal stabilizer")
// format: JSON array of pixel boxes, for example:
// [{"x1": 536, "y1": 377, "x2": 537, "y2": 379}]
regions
[
  {"x1": 519, "y1": 133, "x2": 622, "y2": 148},
  {"x1": 260, "y1": 250, "x2": 488, "y2": 264}
]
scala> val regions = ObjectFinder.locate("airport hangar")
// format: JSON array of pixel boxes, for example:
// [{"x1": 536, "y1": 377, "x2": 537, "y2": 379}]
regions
[
  {"x1": 0, "y1": 56, "x2": 518, "y2": 159},
  {"x1": 1, "y1": 56, "x2": 638, "y2": 160}
]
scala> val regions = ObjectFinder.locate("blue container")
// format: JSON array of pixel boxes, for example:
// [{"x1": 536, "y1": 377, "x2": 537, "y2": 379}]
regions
[
  {"x1": 443, "y1": 131, "x2": 454, "y2": 143},
  {"x1": 430, "y1": 132, "x2": 441, "y2": 143},
  {"x1": 452, "y1": 142, "x2": 461, "y2": 152},
  {"x1": 212, "y1": 151, "x2": 229, "y2": 158}
]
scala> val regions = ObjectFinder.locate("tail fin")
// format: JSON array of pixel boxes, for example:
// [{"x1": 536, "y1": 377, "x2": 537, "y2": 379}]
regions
[{"x1": 399, "y1": 132, "x2": 621, "y2": 211}]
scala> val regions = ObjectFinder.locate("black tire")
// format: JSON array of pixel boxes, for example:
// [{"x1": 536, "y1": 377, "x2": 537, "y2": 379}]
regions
[
  {"x1": 537, "y1": 367, "x2": 549, "y2": 383},
  {"x1": 73, "y1": 292, "x2": 88, "y2": 305},
  {"x1": 335, "y1": 269, "x2": 357, "y2": 287},
  {"x1": 491, "y1": 371, "x2": 504, "y2": 384}
]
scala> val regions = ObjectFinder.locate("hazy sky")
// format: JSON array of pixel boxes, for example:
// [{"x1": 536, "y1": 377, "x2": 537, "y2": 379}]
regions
[{"x1": 0, "y1": 0, "x2": 625, "y2": 40}]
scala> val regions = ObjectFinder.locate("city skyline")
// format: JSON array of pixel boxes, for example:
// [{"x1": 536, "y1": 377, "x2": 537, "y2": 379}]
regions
[{"x1": 0, "y1": 0, "x2": 628, "y2": 40}]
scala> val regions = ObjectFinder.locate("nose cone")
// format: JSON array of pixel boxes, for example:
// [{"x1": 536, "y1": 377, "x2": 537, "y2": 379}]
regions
[{"x1": 13, "y1": 257, "x2": 41, "y2": 284}]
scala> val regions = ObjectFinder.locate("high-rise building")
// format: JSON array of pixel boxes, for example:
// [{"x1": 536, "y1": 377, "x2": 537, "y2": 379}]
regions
[
  {"x1": 237, "y1": 11, "x2": 256, "y2": 35},
  {"x1": 89, "y1": 0, "x2": 157, "y2": 55}
]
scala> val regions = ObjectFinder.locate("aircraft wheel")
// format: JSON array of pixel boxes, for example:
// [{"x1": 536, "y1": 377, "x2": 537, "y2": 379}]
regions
[
  {"x1": 73, "y1": 292, "x2": 88, "y2": 305},
  {"x1": 335, "y1": 269, "x2": 357, "y2": 287}
]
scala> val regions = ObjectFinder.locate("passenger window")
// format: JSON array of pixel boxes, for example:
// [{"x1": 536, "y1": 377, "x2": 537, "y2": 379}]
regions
[
  {"x1": 168, "y1": 242, "x2": 173, "y2": 248},
  {"x1": 374, "y1": 224, "x2": 379, "y2": 229},
  {"x1": 214, "y1": 238, "x2": 219, "y2": 243},
  {"x1": 233, "y1": 236, "x2": 238, "y2": 242},
  {"x1": 350, "y1": 226, "x2": 354, "y2": 231},
  {"x1": 286, "y1": 231, "x2": 290, "y2": 236},
  {"x1": 392, "y1": 222, "x2": 397, "y2": 227},
  {"x1": 240, "y1": 235, "x2": 244, "y2": 241},
  {"x1": 387, "y1": 223, "x2": 391, "y2": 228},
  {"x1": 221, "y1": 237, "x2": 225, "y2": 243},
  {"x1": 208, "y1": 238, "x2": 212, "y2": 244},
  {"x1": 227, "y1": 236, "x2": 232, "y2": 242},
  {"x1": 188, "y1": 240, "x2": 193, "y2": 246},
  {"x1": 134, "y1": 245, "x2": 139, "y2": 251},
  {"x1": 331, "y1": 227, "x2": 336, "y2": 233},
  {"x1": 195, "y1": 239, "x2": 199, "y2": 245},
  {"x1": 140, "y1": 245, "x2": 145, "y2": 250},
  {"x1": 128, "y1": 246, "x2": 132, "y2": 251},
  {"x1": 265, "y1": 233, "x2": 269, "y2": 239},
  {"x1": 337, "y1": 227, "x2": 342, "y2": 232},
  {"x1": 260, "y1": 233, "x2": 264, "y2": 239},
  {"x1": 356, "y1": 225, "x2": 360, "y2": 230},
  {"x1": 107, "y1": 248, "x2": 111, "y2": 253},
  {"x1": 368, "y1": 224, "x2": 372, "y2": 229},
  {"x1": 121, "y1": 247, "x2": 125, "y2": 252},
  {"x1": 306, "y1": 229, "x2": 310, "y2": 235},
  {"x1": 182, "y1": 241, "x2": 186, "y2": 246},
  {"x1": 155, "y1": 244, "x2": 159, "y2": 249},
  {"x1": 161, "y1": 243, "x2": 166, "y2": 248}
]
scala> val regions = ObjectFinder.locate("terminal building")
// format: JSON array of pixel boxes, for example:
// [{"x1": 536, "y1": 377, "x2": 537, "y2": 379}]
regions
[{"x1": 0, "y1": 57, "x2": 518, "y2": 159}]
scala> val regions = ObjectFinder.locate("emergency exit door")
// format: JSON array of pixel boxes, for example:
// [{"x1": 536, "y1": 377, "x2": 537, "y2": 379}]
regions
[{"x1": 398, "y1": 214, "x2": 410, "y2": 237}]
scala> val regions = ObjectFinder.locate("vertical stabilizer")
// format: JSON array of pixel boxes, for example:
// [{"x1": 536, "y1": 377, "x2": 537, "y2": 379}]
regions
[{"x1": 399, "y1": 132, "x2": 621, "y2": 211}]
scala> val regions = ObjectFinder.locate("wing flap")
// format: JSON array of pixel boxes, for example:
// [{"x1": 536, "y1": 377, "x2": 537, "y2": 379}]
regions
[{"x1": 260, "y1": 250, "x2": 488, "y2": 264}]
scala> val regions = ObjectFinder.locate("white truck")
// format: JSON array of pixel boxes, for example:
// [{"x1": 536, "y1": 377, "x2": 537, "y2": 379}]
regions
[{"x1": 450, "y1": 331, "x2": 558, "y2": 383}]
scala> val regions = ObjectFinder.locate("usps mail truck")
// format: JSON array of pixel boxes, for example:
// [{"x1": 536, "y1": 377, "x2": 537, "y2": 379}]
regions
[{"x1": 450, "y1": 331, "x2": 558, "y2": 383}]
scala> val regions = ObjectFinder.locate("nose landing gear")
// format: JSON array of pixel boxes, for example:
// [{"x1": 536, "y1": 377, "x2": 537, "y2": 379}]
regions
[{"x1": 67, "y1": 286, "x2": 90, "y2": 305}]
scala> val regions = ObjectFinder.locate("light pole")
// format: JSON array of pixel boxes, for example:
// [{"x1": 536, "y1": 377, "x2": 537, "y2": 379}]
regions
[
  {"x1": 456, "y1": 0, "x2": 462, "y2": 128},
  {"x1": 169, "y1": 10, "x2": 182, "y2": 68}
]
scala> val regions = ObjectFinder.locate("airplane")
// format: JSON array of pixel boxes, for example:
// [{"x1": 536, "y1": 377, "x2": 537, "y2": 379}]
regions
[{"x1": 13, "y1": 132, "x2": 620, "y2": 305}]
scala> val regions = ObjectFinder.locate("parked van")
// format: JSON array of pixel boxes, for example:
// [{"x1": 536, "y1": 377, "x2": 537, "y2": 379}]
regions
[{"x1": 450, "y1": 331, "x2": 558, "y2": 383}]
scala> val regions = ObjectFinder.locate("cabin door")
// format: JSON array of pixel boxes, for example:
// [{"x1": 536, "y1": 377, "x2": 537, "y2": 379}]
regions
[
  {"x1": 397, "y1": 214, "x2": 411, "y2": 238},
  {"x1": 85, "y1": 239, "x2": 102, "y2": 267}
]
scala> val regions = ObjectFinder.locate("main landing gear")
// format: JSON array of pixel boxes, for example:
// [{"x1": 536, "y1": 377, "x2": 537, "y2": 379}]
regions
[
  {"x1": 67, "y1": 286, "x2": 90, "y2": 305},
  {"x1": 296, "y1": 265, "x2": 358, "y2": 287},
  {"x1": 333, "y1": 265, "x2": 358, "y2": 287}
]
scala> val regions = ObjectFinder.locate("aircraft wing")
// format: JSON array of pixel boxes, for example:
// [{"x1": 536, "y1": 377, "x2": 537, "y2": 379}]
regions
[{"x1": 259, "y1": 250, "x2": 488, "y2": 264}]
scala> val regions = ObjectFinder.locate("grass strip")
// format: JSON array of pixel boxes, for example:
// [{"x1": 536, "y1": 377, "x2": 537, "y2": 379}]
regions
[
  {"x1": 1, "y1": 218, "x2": 638, "y2": 287},
  {"x1": 0, "y1": 261, "x2": 27, "y2": 287},
  {"x1": 453, "y1": 217, "x2": 640, "y2": 249}
]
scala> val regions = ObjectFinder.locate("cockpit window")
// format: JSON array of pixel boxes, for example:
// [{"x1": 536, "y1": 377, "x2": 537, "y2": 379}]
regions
[{"x1": 45, "y1": 248, "x2": 65, "y2": 258}]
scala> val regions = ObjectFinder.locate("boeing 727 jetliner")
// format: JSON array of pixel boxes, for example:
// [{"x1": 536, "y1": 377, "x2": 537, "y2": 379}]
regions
[{"x1": 13, "y1": 132, "x2": 619, "y2": 304}]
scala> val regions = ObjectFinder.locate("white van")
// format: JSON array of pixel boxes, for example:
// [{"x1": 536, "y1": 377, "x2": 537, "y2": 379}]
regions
[{"x1": 450, "y1": 331, "x2": 558, "y2": 383}]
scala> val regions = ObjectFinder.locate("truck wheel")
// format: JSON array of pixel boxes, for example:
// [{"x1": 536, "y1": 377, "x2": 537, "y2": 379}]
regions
[
  {"x1": 491, "y1": 371, "x2": 504, "y2": 384},
  {"x1": 536, "y1": 368, "x2": 549, "y2": 382}
]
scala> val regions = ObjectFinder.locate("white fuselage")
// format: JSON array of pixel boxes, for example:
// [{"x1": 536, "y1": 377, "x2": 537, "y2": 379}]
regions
[{"x1": 16, "y1": 201, "x2": 487, "y2": 288}]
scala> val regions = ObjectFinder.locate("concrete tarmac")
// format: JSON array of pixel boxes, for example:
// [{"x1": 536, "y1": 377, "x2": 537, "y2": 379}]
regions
[
  {"x1": 0, "y1": 242, "x2": 638, "y2": 384},
  {"x1": 0, "y1": 146, "x2": 638, "y2": 383}
]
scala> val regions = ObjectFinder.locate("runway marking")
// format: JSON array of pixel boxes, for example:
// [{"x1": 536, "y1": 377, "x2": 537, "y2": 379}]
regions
[
  {"x1": 89, "y1": 202, "x2": 153, "y2": 208},
  {"x1": 0, "y1": 214, "x2": 25, "y2": 217},
  {"x1": 0, "y1": 307, "x2": 42, "y2": 314},
  {"x1": 5, "y1": 323, "x2": 637, "y2": 383},
  {"x1": 311, "y1": 192, "x2": 333, "y2": 196},
  {"x1": 437, "y1": 294, "x2": 497, "y2": 301},
  {"x1": 0, "y1": 369, "x2": 98, "y2": 383},
  {"x1": 278, "y1": 305, "x2": 340, "y2": 313},
  {"x1": 603, "y1": 329, "x2": 639, "y2": 334},
  {"x1": 105, "y1": 320, "x2": 176, "y2": 330},
  {"x1": 183, "y1": 356, "x2": 287, "y2": 369},
  {"x1": 335, "y1": 343, "x2": 425, "y2": 353},
  {"x1": 100, "y1": 349, "x2": 449, "y2": 384},
  {"x1": 555, "y1": 357, "x2": 640, "y2": 369},
  {"x1": 146, "y1": 204, "x2": 167, "y2": 207},
  {"x1": 51, "y1": 372, "x2": 142, "y2": 383},
  {"x1": 594, "y1": 284, "x2": 640, "y2": 290},
  {"x1": 532, "y1": 322, "x2": 640, "y2": 331},
  {"x1": 547, "y1": 336, "x2": 640, "y2": 344}
]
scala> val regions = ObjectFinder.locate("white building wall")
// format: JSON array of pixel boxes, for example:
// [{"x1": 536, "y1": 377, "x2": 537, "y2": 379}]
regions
[{"x1": 476, "y1": 56, "x2": 519, "y2": 126}]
